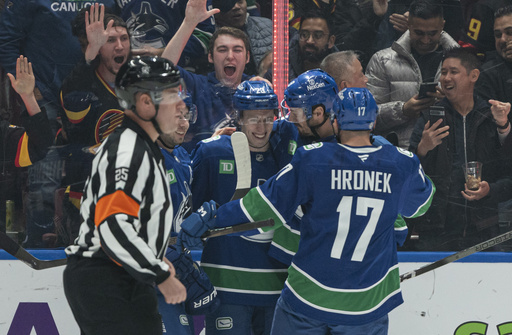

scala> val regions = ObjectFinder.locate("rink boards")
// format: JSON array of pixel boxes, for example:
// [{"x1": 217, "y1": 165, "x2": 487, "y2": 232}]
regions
[{"x1": 0, "y1": 250, "x2": 511, "y2": 335}]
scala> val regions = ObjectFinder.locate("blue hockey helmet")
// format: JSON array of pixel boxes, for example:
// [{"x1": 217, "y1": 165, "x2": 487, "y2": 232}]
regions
[
  {"x1": 282, "y1": 69, "x2": 339, "y2": 123},
  {"x1": 334, "y1": 87, "x2": 378, "y2": 131},
  {"x1": 233, "y1": 80, "x2": 279, "y2": 118}
]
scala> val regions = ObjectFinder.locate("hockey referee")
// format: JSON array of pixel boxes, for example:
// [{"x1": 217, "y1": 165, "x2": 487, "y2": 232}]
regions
[{"x1": 63, "y1": 56, "x2": 190, "y2": 334}]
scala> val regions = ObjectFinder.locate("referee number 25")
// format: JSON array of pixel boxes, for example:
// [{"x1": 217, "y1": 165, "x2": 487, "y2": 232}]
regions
[
  {"x1": 115, "y1": 167, "x2": 129, "y2": 182},
  {"x1": 330, "y1": 196, "x2": 384, "y2": 262}
]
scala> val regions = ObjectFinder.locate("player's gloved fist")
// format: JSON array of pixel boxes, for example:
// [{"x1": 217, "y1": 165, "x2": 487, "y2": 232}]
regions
[
  {"x1": 181, "y1": 200, "x2": 217, "y2": 237},
  {"x1": 176, "y1": 230, "x2": 204, "y2": 250}
]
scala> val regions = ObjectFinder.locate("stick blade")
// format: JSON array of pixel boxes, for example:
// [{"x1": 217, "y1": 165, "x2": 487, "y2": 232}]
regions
[{"x1": 230, "y1": 132, "x2": 251, "y2": 201}]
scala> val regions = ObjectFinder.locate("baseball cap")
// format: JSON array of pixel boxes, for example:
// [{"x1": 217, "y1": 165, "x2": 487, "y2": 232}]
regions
[{"x1": 212, "y1": 0, "x2": 238, "y2": 12}]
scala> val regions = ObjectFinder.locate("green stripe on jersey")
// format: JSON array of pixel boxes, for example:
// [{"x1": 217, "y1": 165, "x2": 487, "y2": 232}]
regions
[
  {"x1": 202, "y1": 264, "x2": 288, "y2": 293},
  {"x1": 241, "y1": 188, "x2": 285, "y2": 232},
  {"x1": 272, "y1": 226, "x2": 300, "y2": 254},
  {"x1": 394, "y1": 215, "x2": 406, "y2": 229},
  {"x1": 408, "y1": 175, "x2": 436, "y2": 218},
  {"x1": 286, "y1": 263, "x2": 401, "y2": 314}
]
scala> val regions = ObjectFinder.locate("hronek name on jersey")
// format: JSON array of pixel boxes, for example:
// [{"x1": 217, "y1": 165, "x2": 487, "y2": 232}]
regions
[{"x1": 331, "y1": 169, "x2": 392, "y2": 193}]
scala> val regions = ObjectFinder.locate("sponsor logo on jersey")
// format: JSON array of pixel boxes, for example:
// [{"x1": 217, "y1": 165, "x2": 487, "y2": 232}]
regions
[
  {"x1": 179, "y1": 314, "x2": 189, "y2": 326},
  {"x1": 358, "y1": 154, "x2": 369, "y2": 162},
  {"x1": 256, "y1": 154, "x2": 264, "y2": 162},
  {"x1": 167, "y1": 169, "x2": 176, "y2": 184},
  {"x1": 219, "y1": 160, "x2": 234, "y2": 174},
  {"x1": 288, "y1": 140, "x2": 297, "y2": 155},
  {"x1": 331, "y1": 169, "x2": 392, "y2": 193},
  {"x1": 303, "y1": 143, "x2": 323, "y2": 150},
  {"x1": 216, "y1": 317, "x2": 233, "y2": 330}
]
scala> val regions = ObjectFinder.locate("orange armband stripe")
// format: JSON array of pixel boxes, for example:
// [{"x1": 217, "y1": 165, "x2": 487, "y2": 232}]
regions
[{"x1": 95, "y1": 190, "x2": 140, "y2": 227}]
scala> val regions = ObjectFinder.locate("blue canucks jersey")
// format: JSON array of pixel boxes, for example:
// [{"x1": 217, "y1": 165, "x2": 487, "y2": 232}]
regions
[
  {"x1": 216, "y1": 143, "x2": 434, "y2": 325},
  {"x1": 161, "y1": 146, "x2": 193, "y2": 233},
  {"x1": 191, "y1": 134, "x2": 294, "y2": 306}
]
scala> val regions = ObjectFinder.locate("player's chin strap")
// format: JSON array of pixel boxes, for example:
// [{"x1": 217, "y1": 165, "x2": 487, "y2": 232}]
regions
[
  {"x1": 133, "y1": 101, "x2": 175, "y2": 149},
  {"x1": 307, "y1": 113, "x2": 330, "y2": 140}
]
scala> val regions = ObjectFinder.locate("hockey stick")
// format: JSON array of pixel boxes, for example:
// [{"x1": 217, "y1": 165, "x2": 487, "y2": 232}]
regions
[
  {"x1": 169, "y1": 218, "x2": 274, "y2": 245},
  {"x1": 230, "y1": 131, "x2": 252, "y2": 201},
  {"x1": 0, "y1": 219, "x2": 275, "y2": 270},
  {"x1": 0, "y1": 231, "x2": 68, "y2": 270},
  {"x1": 400, "y1": 229, "x2": 512, "y2": 282}
]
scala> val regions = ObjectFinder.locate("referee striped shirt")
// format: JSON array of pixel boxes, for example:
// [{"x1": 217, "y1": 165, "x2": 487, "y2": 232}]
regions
[{"x1": 66, "y1": 118, "x2": 173, "y2": 285}]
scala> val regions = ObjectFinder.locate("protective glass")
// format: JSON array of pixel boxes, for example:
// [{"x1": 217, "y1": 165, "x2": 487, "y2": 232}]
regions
[
  {"x1": 281, "y1": 100, "x2": 308, "y2": 123},
  {"x1": 239, "y1": 115, "x2": 275, "y2": 125}
]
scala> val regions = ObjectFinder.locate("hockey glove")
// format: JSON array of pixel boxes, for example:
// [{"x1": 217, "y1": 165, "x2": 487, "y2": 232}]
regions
[
  {"x1": 180, "y1": 200, "x2": 217, "y2": 237},
  {"x1": 165, "y1": 246, "x2": 220, "y2": 315}
]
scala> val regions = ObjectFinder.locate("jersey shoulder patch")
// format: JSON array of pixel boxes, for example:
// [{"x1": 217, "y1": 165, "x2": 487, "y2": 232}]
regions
[
  {"x1": 303, "y1": 142, "x2": 323, "y2": 151},
  {"x1": 396, "y1": 147, "x2": 414, "y2": 157},
  {"x1": 201, "y1": 135, "x2": 221, "y2": 143}
]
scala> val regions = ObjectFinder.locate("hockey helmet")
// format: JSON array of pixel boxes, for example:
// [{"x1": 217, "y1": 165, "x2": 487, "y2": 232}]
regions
[
  {"x1": 115, "y1": 56, "x2": 186, "y2": 111},
  {"x1": 233, "y1": 80, "x2": 278, "y2": 113},
  {"x1": 334, "y1": 87, "x2": 378, "y2": 131},
  {"x1": 282, "y1": 69, "x2": 339, "y2": 123}
]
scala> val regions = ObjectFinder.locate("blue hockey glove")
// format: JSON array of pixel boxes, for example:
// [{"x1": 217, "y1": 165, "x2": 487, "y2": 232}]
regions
[
  {"x1": 165, "y1": 246, "x2": 220, "y2": 315},
  {"x1": 176, "y1": 230, "x2": 204, "y2": 250},
  {"x1": 180, "y1": 200, "x2": 217, "y2": 237}
]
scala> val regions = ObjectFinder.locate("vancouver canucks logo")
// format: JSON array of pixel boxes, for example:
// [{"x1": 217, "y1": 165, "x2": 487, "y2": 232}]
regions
[
  {"x1": 174, "y1": 182, "x2": 192, "y2": 232},
  {"x1": 306, "y1": 77, "x2": 325, "y2": 91},
  {"x1": 126, "y1": 2, "x2": 168, "y2": 46}
]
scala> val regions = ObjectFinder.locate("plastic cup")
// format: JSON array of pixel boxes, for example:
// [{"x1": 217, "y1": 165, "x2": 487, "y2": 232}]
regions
[{"x1": 463, "y1": 161, "x2": 482, "y2": 191}]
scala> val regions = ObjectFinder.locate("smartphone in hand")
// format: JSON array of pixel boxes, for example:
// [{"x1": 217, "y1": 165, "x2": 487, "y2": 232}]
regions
[
  {"x1": 429, "y1": 105, "x2": 446, "y2": 127},
  {"x1": 418, "y1": 82, "x2": 438, "y2": 99}
]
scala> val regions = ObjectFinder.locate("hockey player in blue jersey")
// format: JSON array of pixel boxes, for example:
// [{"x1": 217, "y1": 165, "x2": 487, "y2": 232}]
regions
[
  {"x1": 187, "y1": 80, "x2": 294, "y2": 334},
  {"x1": 179, "y1": 87, "x2": 435, "y2": 334},
  {"x1": 271, "y1": 69, "x2": 408, "y2": 266},
  {"x1": 156, "y1": 94, "x2": 218, "y2": 335}
]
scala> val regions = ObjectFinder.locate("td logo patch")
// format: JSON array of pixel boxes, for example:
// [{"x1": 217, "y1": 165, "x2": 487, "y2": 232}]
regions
[
  {"x1": 216, "y1": 317, "x2": 233, "y2": 330},
  {"x1": 167, "y1": 169, "x2": 177, "y2": 184},
  {"x1": 219, "y1": 160, "x2": 234, "y2": 174}
]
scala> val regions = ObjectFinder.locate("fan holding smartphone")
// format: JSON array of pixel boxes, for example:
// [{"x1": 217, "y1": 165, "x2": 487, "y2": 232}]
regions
[{"x1": 418, "y1": 82, "x2": 439, "y2": 99}]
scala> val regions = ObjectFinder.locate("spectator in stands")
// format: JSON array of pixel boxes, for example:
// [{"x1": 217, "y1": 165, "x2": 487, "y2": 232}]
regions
[
  {"x1": 320, "y1": 50, "x2": 369, "y2": 90},
  {"x1": 459, "y1": 0, "x2": 512, "y2": 59},
  {"x1": 0, "y1": 0, "x2": 115, "y2": 132},
  {"x1": 161, "y1": 0, "x2": 268, "y2": 152},
  {"x1": 475, "y1": 5, "x2": 512, "y2": 119},
  {"x1": 376, "y1": 0, "x2": 463, "y2": 54},
  {"x1": 0, "y1": 0, "x2": 116, "y2": 248},
  {"x1": 366, "y1": 0, "x2": 459, "y2": 148},
  {"x1": 58, "y1": 4, "x2": 129, "y2": 245},
  {"x1": 214, "y1": 0, "x2": 273, "y2": 75},
  {"x1": 286, "y1": 10, "x2": 339, "y2": 82},
  {"x1": 1, "y1": 56, "x2": 53, "y2": 234},
  {"x1": 288, "y1": 0, "x2": 388, "y2": 68},
  {"x1": 117, "y1": 0, "x2": 215, "y2": 74},
  {"x1": 408, "y1": 48, "x2": 511, "y2": 251}
]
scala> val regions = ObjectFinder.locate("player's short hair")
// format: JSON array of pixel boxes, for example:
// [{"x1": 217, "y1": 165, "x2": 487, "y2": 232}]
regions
[
  {"x1": 208, "y1": 27, "x2": 250, "y2": 57},
  {"x1": 408, "y1": 0, "x2": 444, "y2": 20},
  {"x1": 443, "y1": 47, "x2": 481, "y2": 73}
]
